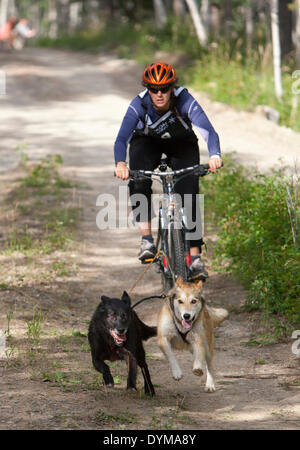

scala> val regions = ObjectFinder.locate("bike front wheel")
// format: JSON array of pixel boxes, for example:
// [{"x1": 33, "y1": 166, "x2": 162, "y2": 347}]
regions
[{"x1": 169, "y1": 222, "x2": 188, "y2": 282}]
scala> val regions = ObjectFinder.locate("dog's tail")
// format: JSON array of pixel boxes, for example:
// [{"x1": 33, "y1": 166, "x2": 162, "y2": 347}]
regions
[
  {"x1": 206, "y1": 305, "x2": 229, "y2": 327},
  {"x1": 134, "y1": 312, "x2": 157, "y2": 340}
]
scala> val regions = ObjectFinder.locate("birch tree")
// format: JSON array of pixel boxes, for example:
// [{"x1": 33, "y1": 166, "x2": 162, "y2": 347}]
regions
[
  {"x1": 295, "y1": 0, "x2": 300, "y2": 67},
  {"x1": 201, "y1": 0, "x2": 210, "y2": 35},
  {"x1": 185, "y1": 0, "x2": 207, "y2": 46},
  {"x1": 153, "y1": 0, "x2": 167, "y2": 28},
  {"x1": 270, "y1": 0, "x2": 283, "y2": 100},
  {"x1": 244, "y1": 2, "x2": 253, "y2": 53},
  {"x1": 0, "y1": 0, "x2": 10, "y2": 27},
  {"x1": 69, "y1": 2, "x2": 82, "y2": 31}
]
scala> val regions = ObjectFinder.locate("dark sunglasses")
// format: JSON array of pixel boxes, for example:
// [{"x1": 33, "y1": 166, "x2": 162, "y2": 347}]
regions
[{"x1": 148, "y1": 85, "x2": 171, "y2": 94}]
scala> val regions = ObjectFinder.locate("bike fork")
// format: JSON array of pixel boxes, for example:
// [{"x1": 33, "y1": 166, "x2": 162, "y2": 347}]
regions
[
  {"x1": 181, "y1": 207, "x2": 192, "y2": 270},
  {"x1": 159, "y1": 207, "x2": 172, "y2": 278}
]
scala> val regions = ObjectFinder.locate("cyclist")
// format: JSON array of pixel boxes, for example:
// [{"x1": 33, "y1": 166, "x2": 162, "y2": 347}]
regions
[
  {"x1": 14, "y1": 18, "x2": 36, "y2": 39},
  {"x1": 114, "y1": 62, "x2": 222, "y2": 279},
  {"x1": 0, "y1": 16, "x2": 17, "y2": 48}
]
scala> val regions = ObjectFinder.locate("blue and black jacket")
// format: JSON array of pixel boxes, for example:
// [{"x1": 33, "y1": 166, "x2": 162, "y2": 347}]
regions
[{"x1": 114, "y1": 87, "x2": 221, "y2": 164}]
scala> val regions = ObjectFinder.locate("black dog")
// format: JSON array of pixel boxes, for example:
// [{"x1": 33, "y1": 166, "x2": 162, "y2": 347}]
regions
[{"x1": 88, "y1": 291, "x2": 156, "y2": 396}]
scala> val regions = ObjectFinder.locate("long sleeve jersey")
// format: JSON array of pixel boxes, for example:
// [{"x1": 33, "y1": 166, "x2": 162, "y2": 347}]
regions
[{"x1": 114, "y1": 87, "x2": 221, "y2": 164}]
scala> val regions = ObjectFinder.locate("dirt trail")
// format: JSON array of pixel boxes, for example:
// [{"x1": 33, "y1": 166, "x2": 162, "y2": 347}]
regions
[{"x1": 0, "y1": 48, "x2": 299, "y2": 430}]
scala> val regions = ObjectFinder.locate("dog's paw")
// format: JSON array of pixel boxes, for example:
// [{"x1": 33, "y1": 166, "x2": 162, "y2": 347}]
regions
[
  {"x1": 192, "y1": 367, "x2": 204, "y2": 377},
  {"x1": 126, "y1": 386, "x2": 137, "y2": 392},
  {"x1": 105, "y1": 383, "x2": 114, "y2": 389},
  {"x1": 204, "y1": 382, "x2": 216, "y2": 393},
  {"x1": 172, "y1": 367, "x2": 183, "y2": 381}
]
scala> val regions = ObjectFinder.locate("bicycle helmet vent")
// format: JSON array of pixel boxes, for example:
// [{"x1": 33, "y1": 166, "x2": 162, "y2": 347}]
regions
[{"x1": 142, "y1": 62, "x2": 177, "y2": 87}]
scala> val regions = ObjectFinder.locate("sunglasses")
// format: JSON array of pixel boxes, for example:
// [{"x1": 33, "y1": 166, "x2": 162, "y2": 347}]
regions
[{"x1": 148, "y1": 85, "x2": 171, "y2": 94}]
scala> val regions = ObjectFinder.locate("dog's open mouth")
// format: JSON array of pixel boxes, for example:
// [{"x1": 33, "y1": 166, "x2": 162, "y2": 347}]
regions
[
  {"x1": 181, "y1": 318, "x2": 194, "y2": 330},
  {"x1": 110, "y1": 329, "x2": 127, "y2": 346}
]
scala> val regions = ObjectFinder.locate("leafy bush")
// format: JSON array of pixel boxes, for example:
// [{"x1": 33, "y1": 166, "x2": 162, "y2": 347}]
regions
[{"x1": 202, "y1": 154, "x2": 300, "y2": 324}]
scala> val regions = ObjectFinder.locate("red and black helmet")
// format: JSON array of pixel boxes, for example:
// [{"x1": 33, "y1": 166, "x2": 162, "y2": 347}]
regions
[{"x1": 142, "y1": 62, "x2": 177, "y2": 87}]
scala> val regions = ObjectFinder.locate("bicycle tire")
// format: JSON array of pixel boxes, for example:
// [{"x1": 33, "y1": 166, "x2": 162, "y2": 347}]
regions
[
  {"x1": 156, "y1": 208, "x2": 174, "y2": 292},
  {"x1": 169, "y1": 222, "x2": 187, "y2": 282}
]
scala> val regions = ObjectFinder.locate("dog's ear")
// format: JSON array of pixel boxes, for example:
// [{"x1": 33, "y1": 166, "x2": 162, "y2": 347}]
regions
[
  {"x1": 101, "y1": 295, "x2": 110, "y2": 303},
  {"x1": 121, "y1": 291, "x2": 131, "y2": 306},
  {"x1": 196, "y1": 280, "x2": 203, "y2": 290},
  {"x1": 175, "y1": 275, "x2": 185, "y2": 288}
]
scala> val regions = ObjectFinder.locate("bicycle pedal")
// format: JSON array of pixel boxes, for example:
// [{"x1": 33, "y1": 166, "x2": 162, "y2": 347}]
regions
[{"x1": 141, "y1": 258, "x2": 154, "y2": 265}]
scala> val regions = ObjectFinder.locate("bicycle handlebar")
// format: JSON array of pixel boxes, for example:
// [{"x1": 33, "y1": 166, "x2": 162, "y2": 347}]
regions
[{"x1": 129, "y1": 163, "x2": 221, "y2": 180}]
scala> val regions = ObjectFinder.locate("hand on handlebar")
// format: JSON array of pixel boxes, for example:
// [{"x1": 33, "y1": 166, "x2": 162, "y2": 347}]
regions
[
  {"x1": 208, "y1": 157, "x2": 223, "y2": 173},
  {"x1": 115, "y1": 161, "x2": 130, "y2": 180}
]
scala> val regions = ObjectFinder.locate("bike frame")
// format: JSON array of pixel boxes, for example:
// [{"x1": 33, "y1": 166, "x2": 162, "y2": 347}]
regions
[
  {"x1": 158, "y1": 169, "x2": 190, "y2": 281},
  {"x1": 129, "y1": 158, "x2": 212, "y2": 289}
]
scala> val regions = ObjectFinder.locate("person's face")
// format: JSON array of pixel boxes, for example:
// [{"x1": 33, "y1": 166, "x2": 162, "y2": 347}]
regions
[{"x1": 148, "y1": 86, "x2": 172, "y2": 112}]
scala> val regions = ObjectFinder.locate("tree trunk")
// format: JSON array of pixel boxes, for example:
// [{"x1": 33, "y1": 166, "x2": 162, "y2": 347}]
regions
[
  {"x1": 224, "y1": 0, "x2": 232, "y2": 37},
  {"x1": 0, "y1": 0, "x2": 10, "y2": 27},
  {"x1": 101, "y1": 0, "x2": 114, "y2": 21},
  {"x1": 210, "y1": 3, "x2": 221, "y2": 40},
  {"x1": 185, "y1": 0, "x2": 207, "y2": 46},
  {"x1": 9, "y1": 0, "x2": 16, "y2": 17},
  {"x1": 201, "y1": 0, "x2": 210, "y2": 34},
  {"x1": 69, "y1": 2, "x2": 82, "y2": 31},
  {"x1": 270, "y1": 0, "x2": 283, "y2": 100},
  {"x1": 48, "y1": 0, "x2": 58, "y2": 39},
  {"x1": 173, "y1": 0, "x2": 185, "y2": 18},
  {"x1": 244, "y1": 3, "x2": 253, "y2": 53},
  {"x1": 56, "y1": 0, "x2": 70, "y2": 34},
  {"x1": 153, "y1": 0, "x2": 167, "y2": 28},
  {"x1": 295, "y1": 0, "x2": 300, "y2": 66},
  {"x1": 279, "y1": 0, "x2": 293, "y2": 59}
]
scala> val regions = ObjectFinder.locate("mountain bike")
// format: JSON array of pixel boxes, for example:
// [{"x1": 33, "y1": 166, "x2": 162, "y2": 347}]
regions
[{"x1": 129, "y1": 157, "x2": 217, "y2": 292}]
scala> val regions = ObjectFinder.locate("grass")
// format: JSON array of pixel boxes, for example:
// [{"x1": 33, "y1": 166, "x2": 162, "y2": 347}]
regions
[
  {"x1": 26, "y1": 308, "x2": 44, "y2": 344},
  {"x1": 2, "y1": 153, "x2": 81, "y2": 258},
  {"x1": 94, "y1": 408, "x2": 137, "y2": 426}
]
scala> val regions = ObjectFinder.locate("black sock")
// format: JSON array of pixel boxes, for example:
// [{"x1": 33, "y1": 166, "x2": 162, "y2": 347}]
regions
[{"x1": 142, "y1": 234, "x2": 153, "y2": 243}]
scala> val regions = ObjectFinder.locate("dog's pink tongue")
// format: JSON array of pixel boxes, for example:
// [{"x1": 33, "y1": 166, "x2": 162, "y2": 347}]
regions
[
  {"x1": 182, "y1": 319, "x2": 192, "y2": 330},
  {"x1": 110, "y1": 330, "x2": 126, "y2": 343}
]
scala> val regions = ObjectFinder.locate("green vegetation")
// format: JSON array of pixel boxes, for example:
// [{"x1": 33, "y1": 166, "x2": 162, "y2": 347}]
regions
[
  {"x1": 202, "y1": 154, "x2": 300, "y2": 329},
  {"x1": 37, "y1": 18, "x2": 300, "y2": 132},
  {"x1": 26, "y1": 307, "x2": 44, "y2": 344},
  {"x1": 3, "y1": 154, "x2": 80, "y2": 257},
  {"x1": 94, "y1": 409, "x2": 137, "y2": 426}
]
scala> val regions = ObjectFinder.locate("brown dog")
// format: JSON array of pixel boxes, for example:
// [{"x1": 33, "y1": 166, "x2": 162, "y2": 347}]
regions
[{"x1": 157, "y1": 277, "x2": 228, "y2": 392}]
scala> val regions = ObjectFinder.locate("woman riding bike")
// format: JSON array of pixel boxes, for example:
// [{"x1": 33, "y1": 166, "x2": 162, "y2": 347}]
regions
[{"x1": 114, "y1": 62, "x2": 222, "y2": 280}]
